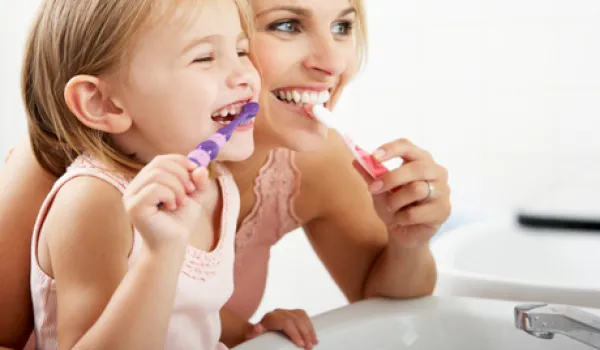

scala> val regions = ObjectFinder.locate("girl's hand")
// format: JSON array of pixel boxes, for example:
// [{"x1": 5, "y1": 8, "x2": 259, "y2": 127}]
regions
[{"x1": 123, "y1": 155, "x2": 210, "y2": 253}]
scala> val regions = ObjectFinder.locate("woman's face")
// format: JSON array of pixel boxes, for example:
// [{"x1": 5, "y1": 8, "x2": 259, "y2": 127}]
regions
[{"x1": 250, "y1": 0, "x2": 359, "y2": 151}]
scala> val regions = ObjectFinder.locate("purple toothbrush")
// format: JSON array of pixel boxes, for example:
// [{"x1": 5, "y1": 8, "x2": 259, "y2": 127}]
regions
[{"x1": 187, "y1": 102, "x2": 259, "y2": 167}]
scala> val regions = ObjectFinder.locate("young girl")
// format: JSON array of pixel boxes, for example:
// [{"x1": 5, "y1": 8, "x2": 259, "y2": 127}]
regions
[{"x1": 24, "y1": 0, "x2": 260, "y2": 349}]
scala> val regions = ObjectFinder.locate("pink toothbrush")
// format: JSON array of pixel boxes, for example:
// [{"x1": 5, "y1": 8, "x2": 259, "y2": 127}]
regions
[
  {"x1": 187, "y1": 102, "x2": 259, "y2": 167},
  {"x1": 310, "y1": 104, "x2": 389, "y2": 179}
]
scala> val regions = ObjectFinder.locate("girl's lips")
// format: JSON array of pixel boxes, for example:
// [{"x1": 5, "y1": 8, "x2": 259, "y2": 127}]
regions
[{"x1": 235, "y1": 118, "x2": 254, "y2": 132}]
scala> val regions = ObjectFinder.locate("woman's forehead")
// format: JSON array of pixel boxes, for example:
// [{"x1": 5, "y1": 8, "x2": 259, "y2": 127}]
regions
[{"x1": 251, "y1": 0, "x2": 355, "y2": 16}]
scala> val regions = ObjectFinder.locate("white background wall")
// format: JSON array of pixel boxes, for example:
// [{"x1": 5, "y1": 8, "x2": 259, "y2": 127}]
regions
[{"x1": 2, "y1": 1, "x2": 600, "y2": 321}]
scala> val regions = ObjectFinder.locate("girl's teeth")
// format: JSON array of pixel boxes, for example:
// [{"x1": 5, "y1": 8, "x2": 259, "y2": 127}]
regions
[
  {"x1": 286, "y1": 91, "x2": 292, "y2": 101},
  {"x1": 212, "y1": 102, "x2": 245, "y2": 120}
]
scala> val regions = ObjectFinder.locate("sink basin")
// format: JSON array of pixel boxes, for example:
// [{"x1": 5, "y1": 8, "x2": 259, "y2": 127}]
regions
[
  {"x1": 432, "y1": 219, "x2": 600, "y2": 308},
  {"x1": 233, "y1": 296, "x2": 597, "y2": 349}
]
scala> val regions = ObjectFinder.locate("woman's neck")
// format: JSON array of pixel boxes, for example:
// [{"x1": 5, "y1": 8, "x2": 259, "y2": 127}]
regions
[
  {"x1": 223, "y1": 141, "x2": 276, "y2": 194},
  {"x1": 223, "y1": 117, "x2": 289, "y2": 193}
]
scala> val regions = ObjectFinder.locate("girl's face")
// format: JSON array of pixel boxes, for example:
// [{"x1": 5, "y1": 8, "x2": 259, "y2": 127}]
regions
[
  {"x1": 250, "y1": 0, "x2": 359, "y2": 151},
  {"x1": 112, "y1": 0, "x2": 261, "y2": 163}
]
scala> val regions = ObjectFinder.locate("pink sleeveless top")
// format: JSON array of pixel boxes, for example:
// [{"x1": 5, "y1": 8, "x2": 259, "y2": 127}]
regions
[
  {"x1": 30, "y1": 155, "x2": 238, "y2": 349},
  {"x1": 225, "y1": 148, "x2": 302, "y2": 320}
]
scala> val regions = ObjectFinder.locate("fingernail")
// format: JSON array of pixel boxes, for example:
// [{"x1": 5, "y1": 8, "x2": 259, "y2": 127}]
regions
[
  {"x1": 187, "y1": 159, "x2": 198, "y2": 169},
  {"x1": 186, "y1": 182, "x2": 196, "y2": 192},
  {"x1": 369, "y1": 181, "x2": 383, "y2": 193},
  {"x1": 372, "y1": 149, "x2": 385, "y2": 160}
]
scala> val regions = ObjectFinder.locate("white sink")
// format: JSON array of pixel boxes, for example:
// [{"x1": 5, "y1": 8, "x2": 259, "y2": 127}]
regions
[
  {"x1": 233, "y1": 296, "x2": 597, "y2": 349},
  {"x1": 431, "y1": 219, "x2": 600, "y2": 308}
]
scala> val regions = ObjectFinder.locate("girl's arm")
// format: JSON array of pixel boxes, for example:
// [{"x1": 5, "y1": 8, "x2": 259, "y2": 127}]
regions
[
  {"x1": 0, "y1": 137, "x2": 55, "y2": 348},
  {"x1": 42, "y1": 177, "x2": 185, "y2": 350}
]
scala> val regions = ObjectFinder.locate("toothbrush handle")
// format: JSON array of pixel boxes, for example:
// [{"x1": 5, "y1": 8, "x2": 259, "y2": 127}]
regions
[
  {"x1": 354, "y1": 146, "x2": 389, "y2": 178},
  {"x1": 343, "y1": 136, "x2": 389, "y2": 179},
  {"x1": 187, "y1": 102, "x2": 259, "y2": 167},
  {"x1": 188, "y1": 133, "x2": 227, "y2": 167}
]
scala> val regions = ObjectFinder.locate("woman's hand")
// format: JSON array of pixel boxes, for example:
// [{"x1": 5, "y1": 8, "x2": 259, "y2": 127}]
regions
[
  {"x1": 354, "y1": 138, "x2": 451, "y2": 247},
  {"x1": 245, "y1": 309, "x2": 318, "y2": 349}
]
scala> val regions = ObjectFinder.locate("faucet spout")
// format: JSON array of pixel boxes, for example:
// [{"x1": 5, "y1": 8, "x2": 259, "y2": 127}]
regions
[{"x1": 515, "y1": 303, "x2": 600, "y2": 349}]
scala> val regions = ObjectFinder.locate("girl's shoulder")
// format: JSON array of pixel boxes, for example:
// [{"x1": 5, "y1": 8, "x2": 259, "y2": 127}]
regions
[{"x1": 38, "y1": 174, "x2": 133, "y2": 276}]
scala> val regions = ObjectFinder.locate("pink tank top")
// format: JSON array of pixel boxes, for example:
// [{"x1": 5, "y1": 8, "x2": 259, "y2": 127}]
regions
[
  {"x1": 225, "y1": 148, "x2": 302, "y2": 320},
  {"x1": 30, "y1": 155, "x2": 238, "y2": 349}
]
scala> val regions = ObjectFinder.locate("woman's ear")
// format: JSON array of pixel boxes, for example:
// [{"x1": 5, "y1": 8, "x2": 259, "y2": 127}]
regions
[{"x1": 64, "y1": 75, "x2": 132, "y2": 134}]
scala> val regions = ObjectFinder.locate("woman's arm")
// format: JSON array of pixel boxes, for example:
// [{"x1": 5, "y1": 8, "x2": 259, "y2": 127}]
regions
[
  {"x1": 298, "y1": 132, "x2": 448, "y2": 301},
  {"x1": 0, "y1": 137, "x2": 56, "y2": 348},
  {"x1": 220, "y1": 308, "x2": 255, "y2": 347}
]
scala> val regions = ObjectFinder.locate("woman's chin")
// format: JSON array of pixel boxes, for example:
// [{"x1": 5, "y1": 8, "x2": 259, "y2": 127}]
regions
[
  {"x1": 278, "y1": 125, "x2": 331, "y2": 152},
  {"x1": 259, "y1": 96, "x2": 333, "y2": 152}
]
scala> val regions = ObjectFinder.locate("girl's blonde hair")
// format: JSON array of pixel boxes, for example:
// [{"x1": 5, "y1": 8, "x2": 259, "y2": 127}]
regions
[{"x1": 23, "y1": 0, "x2": 253, "y2": 177}]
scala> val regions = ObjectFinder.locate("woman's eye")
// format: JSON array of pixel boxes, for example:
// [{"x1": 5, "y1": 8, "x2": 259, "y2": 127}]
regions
[
  {"x1": 268, "y1": 19, "x2": 301, "y2": 33},
  {"x1": 332, "y1": 21, "x2": 353, "y2": 35}
]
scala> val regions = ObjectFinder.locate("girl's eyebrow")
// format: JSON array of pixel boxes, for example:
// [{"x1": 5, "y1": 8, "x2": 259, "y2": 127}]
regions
[{"x1": 181, "y1": 32, "x2": 246, "y2": 54}]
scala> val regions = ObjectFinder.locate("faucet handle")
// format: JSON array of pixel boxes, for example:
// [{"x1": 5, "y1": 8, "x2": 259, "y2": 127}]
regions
[
  {"x1": 514, "y1": 303, "x2": 600, "y2": 348},
  {"x1": 515, "y1": 303, "x2": 550, "y2": 327},
  {"x1": 515, "y1": 303, "x2": 554, "y2": 339}
]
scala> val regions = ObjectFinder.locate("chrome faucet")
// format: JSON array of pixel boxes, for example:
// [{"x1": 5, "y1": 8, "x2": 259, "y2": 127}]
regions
[{"x1": 515, "y1": 303, "x2": 600, "y2": 349}]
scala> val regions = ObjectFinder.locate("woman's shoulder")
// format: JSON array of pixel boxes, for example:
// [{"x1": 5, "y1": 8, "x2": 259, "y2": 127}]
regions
[{"x1": 294, "y1": 132, "x2": 371, "y2": 219}]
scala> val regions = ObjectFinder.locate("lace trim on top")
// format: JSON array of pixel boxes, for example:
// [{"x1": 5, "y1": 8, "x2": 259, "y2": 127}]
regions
[{"x1": 235, "y1": 148, "x2": 301, "y2": 252}]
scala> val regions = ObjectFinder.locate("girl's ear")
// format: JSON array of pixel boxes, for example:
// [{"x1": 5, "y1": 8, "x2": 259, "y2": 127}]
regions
[{"x1": 64, "y1": 75, "x2": 132, "y2": 134}]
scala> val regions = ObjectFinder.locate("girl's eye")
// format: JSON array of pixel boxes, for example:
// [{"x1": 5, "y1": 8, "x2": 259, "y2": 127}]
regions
[{"x1": 193, "y1": 56, "x2": 214, "y2": 63}]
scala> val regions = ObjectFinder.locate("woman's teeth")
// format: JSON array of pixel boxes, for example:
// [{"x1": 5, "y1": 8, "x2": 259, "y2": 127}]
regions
[{"x1": 274, "y1": 89, "x2": 330, "y2": 106}]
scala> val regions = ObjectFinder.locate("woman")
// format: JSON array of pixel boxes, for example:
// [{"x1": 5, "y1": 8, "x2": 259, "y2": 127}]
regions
[{"x1": 0, "y1": 0, "x2": 450, "y2": 349}]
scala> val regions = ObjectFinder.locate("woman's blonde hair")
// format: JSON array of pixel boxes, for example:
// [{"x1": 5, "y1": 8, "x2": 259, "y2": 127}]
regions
[
  {"x1": 23, "y1": 0, "x2": 253, "y2": 177},
  {"x1": 351, "y1": 0, "x2": 368, "y2": 69}
]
